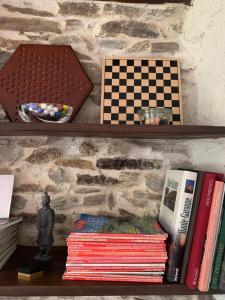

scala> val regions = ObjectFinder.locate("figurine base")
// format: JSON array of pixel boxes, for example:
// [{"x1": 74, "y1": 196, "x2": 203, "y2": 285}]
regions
[{"x1": 35, "y1": 253, "x2": 52, "y2": 262}]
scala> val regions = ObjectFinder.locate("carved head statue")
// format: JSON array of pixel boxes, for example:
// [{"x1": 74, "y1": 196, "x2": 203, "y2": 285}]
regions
[{"x1": 42, "y1": 192, "x2": 50, "y2": 208}]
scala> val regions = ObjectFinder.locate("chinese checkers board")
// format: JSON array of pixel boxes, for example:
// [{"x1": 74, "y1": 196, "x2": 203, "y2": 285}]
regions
[{"x1": 101, "y1": 58, "x2": 183, "y2": 125}]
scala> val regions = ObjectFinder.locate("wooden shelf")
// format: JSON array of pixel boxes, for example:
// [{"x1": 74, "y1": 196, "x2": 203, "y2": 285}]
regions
[
  {"x1": 0, "y1": 123, "x2": 225, "y2": 139},
  {"x1": 97, "y1": 0, "x2": 192, "y2": 5},
  {"x1": 0, "y1": 246, "x2": 223, "y2": 296}
]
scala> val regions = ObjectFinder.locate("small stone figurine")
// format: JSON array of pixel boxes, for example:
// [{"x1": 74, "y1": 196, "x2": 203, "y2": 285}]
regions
[{"x1": 35, "y1": 192, "x2": 55, "y2": 262}]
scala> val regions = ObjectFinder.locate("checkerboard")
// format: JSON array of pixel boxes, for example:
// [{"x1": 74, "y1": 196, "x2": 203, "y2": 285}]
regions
[{"x1": 100, "y1": 58, "x2": 183, "y2": 125}]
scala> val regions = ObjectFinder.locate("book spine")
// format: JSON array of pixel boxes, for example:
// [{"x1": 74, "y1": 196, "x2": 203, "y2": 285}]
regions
[
  {"x1": 211, "y1": 193, "x2": 225, "y2": 289},
  {"x1": 63, "y1": 274, "x2": 163, "y2": 283},
  {"x1": 167, "y1": 173, "x2": 197, "y2": 282},
  {"x1": 180, "y1": 172, "x2": 204, "y2": 284},
  {"x1": 67, "y1": 238, "x2": 166, "y2": 243},
  {"x1": 219, "y1": 261, "x2": 225, "y2": 290},
  {"x1": 186, "y1": 174, "x2": 217, "y2": 290},
  {"x1": 67, "y1": 242, "x2": 165, "y2": 249},
  {"x1": 70, "y1": 232, "x2": 166, "y2": 238},
  {"x1": 68, "y1": 251, "x2": 166, "y2": 256},
  {"x1": 198, "y1": 182, "x2": 225, "y2": 291},
  {"x1": 66, "y1": 266, "x2": 166, "y2": 272}
]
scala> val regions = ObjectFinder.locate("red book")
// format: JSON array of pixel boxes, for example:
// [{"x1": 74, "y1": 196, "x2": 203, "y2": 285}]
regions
[{"x1": 186, "y1": 172, "x2": 224, "y2": 290}]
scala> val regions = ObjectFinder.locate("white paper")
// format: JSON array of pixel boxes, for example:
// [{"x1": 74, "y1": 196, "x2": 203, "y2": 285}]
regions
[{"x1": 0, "y1": 175, "x2": 14, "y2": 218}]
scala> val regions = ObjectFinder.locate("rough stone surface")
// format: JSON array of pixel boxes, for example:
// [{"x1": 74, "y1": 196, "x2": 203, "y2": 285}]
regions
[
  {"x1": 83, "y1": 194, "x2": 106, "y2": 206},
  {"x1": 0, "y1": 17, "x2": 61, "y2": 33},
  {"x1": 98, "y1": 39, "x2": 126, "y2": 49},
  {"x1": 0, "y1": 50, "x2": 11, "y2": 68},
  {"x1": 151, "y1": 42, "x2": 179, "y2": 52},
  {"x1": 97, "y1": 158, "x2": 162, "y2": 170},
  {"x1": 145, "y1": 174, "x2": 165, "y2": 192},
  {"x1": 108, "y1": 192, "x2": 116, "y2": 210},
  {"x1": 2, "y1": 4, "x2": 54, "y2": 17},
  {"x1": 26, "y1": 148, "x2": 62, "y2": 164},
  {"x1": 104, "y1": 4, "x2": 144, "y2": 18},
  {"x1": 75, "y1": 187, "x2": 101, "y2": 194},
  {"x1": 65, "y1": 19, "x2": 84, "y2": 31},
  {"x1": 127, "y1": 40, "x2": 152, "y2": 52},
  {"x1": 55, "y1": 158, "x2": 94, "y2": 169},
  {"x1": 14, "y1": 184, "x2": 43, "y2": 193},
  {"x1": 17, "y1": 137, "x2": 48, "y2": 148},
  {"x1": 79, "y1": 141, "x2": 98, "y2": 156},
  {"x1": 100, "y1": 21, "x2": 159, "y2": 38},
  {"x1": 11, "y1": 195, "x2": 27, "y2": 210},
  {"x1": 59, "y1": 2, "x2": 100, "y2": 16},
  {"x1": 77, "y1": 174, "x2": 119, "y2": 185},
  {"x1": 48, "y1": 167, "x2": 67, "y2": 184}
]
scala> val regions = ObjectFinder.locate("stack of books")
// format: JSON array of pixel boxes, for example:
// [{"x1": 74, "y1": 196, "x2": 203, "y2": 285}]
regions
[
  {"x1": 63, "y1": 213, "x2": 168, "y2": 283},
  {"x1": 158, "y1": 169, "x2": 225, "y2": 291},
  {"x1": 0, "y1": 217, "x2": 22, "y2": 269}
]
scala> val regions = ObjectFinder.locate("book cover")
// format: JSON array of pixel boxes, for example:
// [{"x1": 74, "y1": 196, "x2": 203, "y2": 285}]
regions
[
  {"x1": 211, "y1": 191, "x2": 225, "y2": 289},
  {"x1": 158, "y1": 169, "x2": 198, "y2": 282},
  {"x1": 180, "y1": 171, "x2": 205, "y2": 283},
  {"x1": 72, "y1": 214, "x2": 167, "y2": 237},
  {"x1": 198, "y1": 181, "x2": 225, "y2": 292},
  {"x1": 186, "y1": 172, "x2": 224, "y2": 290}
]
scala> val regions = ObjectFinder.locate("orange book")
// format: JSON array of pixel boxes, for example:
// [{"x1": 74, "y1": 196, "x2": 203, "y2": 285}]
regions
[{"x1": 198, "y1": 181, "x2": 225, "y2": 292}]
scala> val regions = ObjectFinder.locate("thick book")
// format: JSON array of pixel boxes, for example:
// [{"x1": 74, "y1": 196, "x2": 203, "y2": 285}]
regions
[
  {"x1": 186, "y1": 172, "x2": 224, "y2": 290},
  {"x1": 180, "y1": 171, "x2": 205, "y2": 283},
  {"x1": 198, "y1": 181, "x2": 225, "y2": 291},
  {"x1": 158, "y1": 169, "x2": 198, "y2": 282},
  {"x1": 211, "y1": 192, "x2": 225, "y2": 289}
]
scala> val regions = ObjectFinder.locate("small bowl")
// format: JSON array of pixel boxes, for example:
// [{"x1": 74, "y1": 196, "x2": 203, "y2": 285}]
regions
[
  {"x1": 138, "y1": 108, "x2": 172, "y2": 125},
  {"x1": 17, "y1": 103, "x2": 73, "y2": 123}
]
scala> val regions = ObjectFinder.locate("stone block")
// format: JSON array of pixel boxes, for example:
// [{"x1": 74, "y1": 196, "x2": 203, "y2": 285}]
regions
[
  {"x1": 104, "y1": 4, "x2": 144, "y2": 18},
  {"x1": 77, "y1": 174, "x2": 119, "y2": 185},
  {"x1": 0, "y1": 50, "x2": 11, "y2": 68},
  {"x1": 108, "y1": 192, "x2": 116, "y2": 210},
  {"x1": 98, "y1": 38, "x2": 126, "y2": 49},
  {"x1": 49, "y1": 167, "x2": 67, "y2": 184},
  {"x1": 11, "y1": 195, "x2": 27, "y2": 210},
  {"x1": 2, "y1": 4, "x2": 54, "y2": 17},
  {"x1": 79, "y1": 141, "x2": 98, "y2": 156},
  {"x1": 55, "y1": 158, "x2": 94, "y2": 169},
  {"x1": 59, "y1": 2, "x2": 100, "y2": 17},
  {"x1": 151, "y1": 42, "x2": 179, "y2": 53},
  {"x1": 100, "y1": 21, "x2": 159, "y2": 38},
  {"x1": 17, "y1": 137, "x2": 48, "y2": 148},
  {"x1": 26, "y1": 148, "x2": 62, "y2": 164},
  {"x1": 0, "y1": 17, "x2": 61, "y2": 33},
  {"x1": 83, "y1": 194, "x2": 106, "y2": 206},
  {"x1": 14, "y1": 184, "x2": 43, "y2": 193},
  {"x1": 145, "y1": 174, "x2": 164, "y2": 193},
  {"x1": 127, "y1": 40, "x2": 151, "y2": 53},
  {"x1": 75, "y1": 188, "x2": 101, "y2": 194},
  {"x1": 66, "y1": 19, "x2": 84, "y2": 31},
  {"x1": 96, "y1": 158, "x2": 162, "y2": 170}
]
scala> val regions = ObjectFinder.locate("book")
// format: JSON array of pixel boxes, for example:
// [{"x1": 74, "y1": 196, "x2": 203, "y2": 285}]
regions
[
  {"x1": 198, "y1": 181, "x2": 225, "y2": 291},
  {"x1": 186, "y1": 172, "x2": 224, "y2": 290},
  {"x1": 158, "y1": 169, "x2": 198, "y2": 282},
  {"x1": 211, "y1": 191, "x2": 225, "y2": 289},
  {"x1": 0, "y1": 244, "x2": 16, "y2": 269},
  {"x1": 72, "y1": 213, "x2": 167, "y2": 238},
  {"x1": 0, "y1": 175, "x2": 14, "y2": 218},
  {"x1": 180, "y1": 171, "x2": 205, "y2": 283},
  {"x1": 0, "y1": 217, "x2": 22, "y2": 230},
  {"x1": 219, "y1": 258, "x2": 225, "y2": 290}
]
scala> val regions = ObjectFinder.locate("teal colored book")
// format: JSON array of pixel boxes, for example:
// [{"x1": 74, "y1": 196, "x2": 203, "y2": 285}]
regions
[{"x1": 211, "y1": 193, "x2": 225, "y2": 289}]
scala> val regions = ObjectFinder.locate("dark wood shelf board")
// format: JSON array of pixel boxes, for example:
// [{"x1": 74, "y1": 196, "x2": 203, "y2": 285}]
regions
[
  {"x1": 96, "y1": 0, "x2": 192, "y2": 5},
  {"x1": 0, "y1": 123, "x2": 224, "y2": 139},
  {"x1": 0, "y1": 246, "x2": 223, "y2": 296}
]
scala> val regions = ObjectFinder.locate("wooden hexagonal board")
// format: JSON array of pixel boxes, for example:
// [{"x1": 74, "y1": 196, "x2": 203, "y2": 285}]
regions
[{"x1": 0, "y1": 44, "x2": 93, "y2": 122}]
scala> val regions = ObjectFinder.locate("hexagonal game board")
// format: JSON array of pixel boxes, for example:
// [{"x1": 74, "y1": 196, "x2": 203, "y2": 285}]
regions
[{"x1": 0, "y1": 44, "x2": 93, "y2": 122}]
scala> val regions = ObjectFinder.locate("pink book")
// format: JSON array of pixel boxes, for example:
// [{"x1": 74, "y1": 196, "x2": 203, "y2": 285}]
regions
[{"x1": 198, "y1": 181, "x2": 225, "y2": 292}]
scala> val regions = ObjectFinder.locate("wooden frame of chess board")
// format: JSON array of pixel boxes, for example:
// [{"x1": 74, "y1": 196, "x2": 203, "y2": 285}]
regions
[{"x1": 100, "y1": 57, "x2": 183, "y2": 125}]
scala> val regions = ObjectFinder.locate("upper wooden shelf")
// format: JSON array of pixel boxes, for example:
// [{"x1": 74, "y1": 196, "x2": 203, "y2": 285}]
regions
[
  {"x1": 0, "y1": 123, "x2": 224, "y2": 139},
  {"x1": 0, "y1": 246, "x2": 223, "y2": 296},
  {"x1": 98, "y1": 0, "x2": 192, "y2": 4}
]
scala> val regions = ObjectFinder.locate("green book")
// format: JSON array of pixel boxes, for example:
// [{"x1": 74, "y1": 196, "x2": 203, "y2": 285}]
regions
[{"x1": 210, "y1": 193, "x2": 225, "y2": 289}]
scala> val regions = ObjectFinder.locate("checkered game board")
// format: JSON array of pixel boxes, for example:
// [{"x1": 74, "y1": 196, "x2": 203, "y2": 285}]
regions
[{"x1": 100, "y1": 58, "x2": 183, "y2": 125}]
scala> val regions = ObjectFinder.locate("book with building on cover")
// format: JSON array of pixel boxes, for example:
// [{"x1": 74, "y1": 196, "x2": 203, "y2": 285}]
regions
[
  {"x1": 211, "y1": 192, "x2": 225, "y2": 289},
  {"x1": 180, "y1": 171, "x2": 205, "y2": 284},
  {"x1": 198, "y1": 181, "x2": 225, "y2": 292},
  {"x1": 219, "y1": 258, "x2": 225, "y2": 290},
  {"x1": 158, "y1": 169, "x2": 198, "y2": 282},
  {"x1": 186, "y1": 172, "x2": 224, "y2": 290}
]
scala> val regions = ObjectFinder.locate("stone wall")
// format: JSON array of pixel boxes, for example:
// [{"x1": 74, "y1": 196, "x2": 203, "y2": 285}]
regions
[{"x1": 0, "y1": 2, "x2": 224, "y2": 299}]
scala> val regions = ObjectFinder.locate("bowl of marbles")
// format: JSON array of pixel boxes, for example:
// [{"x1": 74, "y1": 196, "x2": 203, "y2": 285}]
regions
[{"x1": 17, "y1": 103, "x2": 73, "y2": 123}]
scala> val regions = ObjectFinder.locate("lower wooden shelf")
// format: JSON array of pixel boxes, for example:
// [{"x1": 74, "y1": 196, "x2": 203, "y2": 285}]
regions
[{"x1": 0, "y1": 246, "x2": 223, "y2": 296}]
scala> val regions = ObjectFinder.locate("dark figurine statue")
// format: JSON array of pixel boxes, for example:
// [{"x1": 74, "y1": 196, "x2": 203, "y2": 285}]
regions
[{"x1": 35, "y1": 192, "x2": 55, "y2": 262}]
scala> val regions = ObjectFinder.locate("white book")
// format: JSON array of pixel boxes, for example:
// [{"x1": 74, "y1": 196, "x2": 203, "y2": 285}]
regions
[
  {"x1": 158, "y1": 169, "x2": 198, "y2": 282},
  {"x1": 0, "y1": 217, "x2": 22, "y2": 231},
  {"x1": 0, "y1": 175, "x2": 14, "y2": 218}
]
